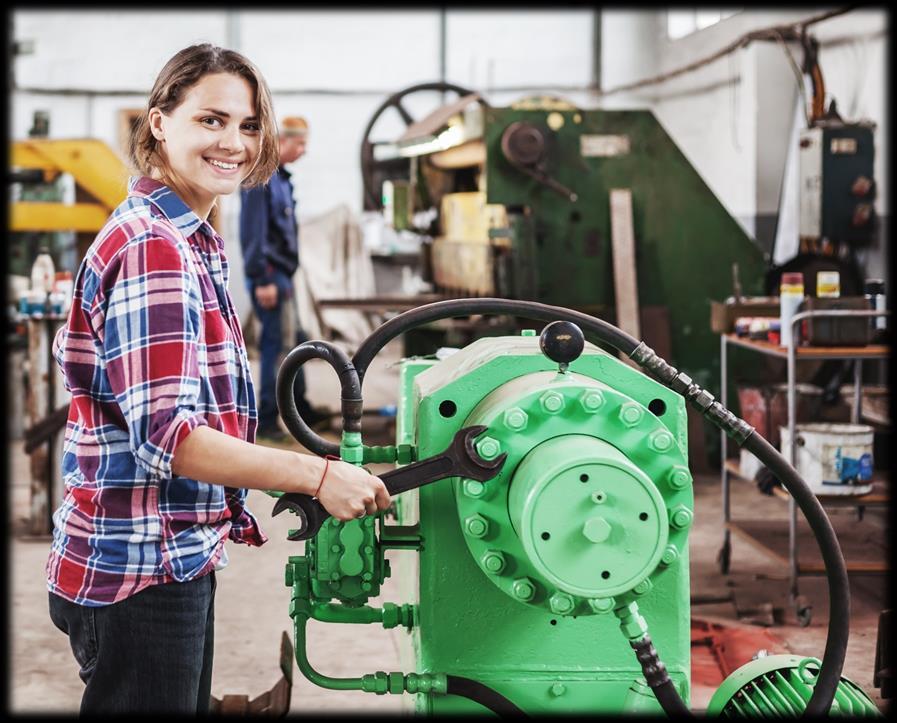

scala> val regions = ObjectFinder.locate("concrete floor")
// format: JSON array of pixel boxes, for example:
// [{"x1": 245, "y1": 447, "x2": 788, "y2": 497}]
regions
[{"x1": 7, "y1": 339, "x2": 889, "y2": 715}]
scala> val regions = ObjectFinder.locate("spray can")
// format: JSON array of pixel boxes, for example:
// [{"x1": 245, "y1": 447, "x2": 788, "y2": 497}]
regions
[
  {"x1": 30, "y1": 247, "x2": 56, "y2": 314},
  {"x1": 780, "y1": 272, "x2": 805, "y2": 348},
  {"x1": 816, "y1": 271, "x2": 841, "y2": 298},
  {"x1": 864, "y1": 279, "x2": 886, "y2": 339}
]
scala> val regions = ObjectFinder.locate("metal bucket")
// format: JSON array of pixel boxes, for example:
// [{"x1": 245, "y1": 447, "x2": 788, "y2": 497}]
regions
[{"x1": 780, "y1": 423, "x2": 874, "y2": 496}]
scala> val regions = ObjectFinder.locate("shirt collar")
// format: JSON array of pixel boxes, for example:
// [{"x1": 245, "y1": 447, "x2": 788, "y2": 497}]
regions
[
  {"x1": 128, "y1": 176, "x2": 209, "y2": 238},
  {"x1": 277, "y1": 165, "x2": 292, "y2": 179}
]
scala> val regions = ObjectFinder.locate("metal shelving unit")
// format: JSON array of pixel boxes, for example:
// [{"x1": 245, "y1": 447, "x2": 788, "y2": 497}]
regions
[{"x1": 718, "y1": 308, "x2": 889, "y2": 626}]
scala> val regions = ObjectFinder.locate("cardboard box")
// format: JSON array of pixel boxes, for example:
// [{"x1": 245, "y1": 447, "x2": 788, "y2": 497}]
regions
[{"x1": 710, "y1": 297, "x2": 780, "y2": 333}]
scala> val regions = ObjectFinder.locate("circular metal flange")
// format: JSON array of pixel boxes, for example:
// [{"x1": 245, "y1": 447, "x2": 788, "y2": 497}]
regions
[
  {"x1": 509, "y1": 435, "x2": 669, "y2": 598},
  {"x1": 454, "y1": 370, "x2": 693, "y2": 616}
]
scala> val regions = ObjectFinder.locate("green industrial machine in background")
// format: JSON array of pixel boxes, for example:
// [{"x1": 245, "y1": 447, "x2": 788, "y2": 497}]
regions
[
  {"x1": 273, "y1": 298, "x2": 880, "y2": 716},
  {"x1": 361, "y1": 85, "x2": 772, "y2": 465}
]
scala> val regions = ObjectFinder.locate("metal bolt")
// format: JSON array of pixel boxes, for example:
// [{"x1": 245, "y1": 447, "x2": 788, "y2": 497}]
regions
[
  {"x1": 476, "y1": 436, "x2": 501, "y2": 460},
  {"x1": 549, "y1": 592, "x2": 575, "y2": 615},
  {"x1": 650, "y1": 429, "x2": 674, "y2": 452},
  {"x1": 331, "y1": 545, "x2": 341, "y2": 553},
  {"x1": 512, "y1": 577, "x2": 536, "y2": 601},
  {"x1": 549, "y1": 683, "x2": 567, "y2": 697},
  {"x1": 590, "y1": 491, "x2": 607, "y2": 505},
  {"x1": 668, "y1": 466, "x2": 692, "y2": 490},
  {"x1": 503, "y1": 407, "x2": 529, "y2": 431},
  {"x1": 660, "y1": 545, "x2": 679, "y2": 567},
  {"x1": 331, "y1": 572, "x2": 340, "y2": 581},
  {"x1": 540, "y1": 391, "x2": 565, "y2": 413},
  {"x1": 362, "y1": 572, "x2": 373, "y2": 581},
  {"x1": 465, "y1": 514, "x2": 489, "y2": 538},
  {"x1": 633, "y1": 578, "x2": 653, "y2": 596},
  {"x1": 481, "y1": 550, "x2": 506, "y2": 574},
  {"x1": 582, "y1": 516, "x2": 612, "y2": 543},
  {"x1": 364, "y1": 545, "x2": 373, "y2": 554},
  {"x1": 580, "y1": 390, "x2": 605, "y2": 412},
  {"x1": 588, "y1": 597, "x2": 615, "y2": 614},
  {"x1": 361, "y1": 582, "x2": 372, "y2": 591},
  {"x1": 619, "y1": 402, "x2": 644, "y2": 427},
  {"x1": 463, "y1": 479, "x2": 485, "y2": 498},
  {"x1": 670, "y1": 504, "x2": 693, "y2": 530}
]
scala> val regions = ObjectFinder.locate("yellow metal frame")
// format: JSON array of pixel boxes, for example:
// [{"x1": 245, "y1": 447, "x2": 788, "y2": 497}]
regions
[{"x1": 10, "y1": 139, "x2": 129, "y2": 232}]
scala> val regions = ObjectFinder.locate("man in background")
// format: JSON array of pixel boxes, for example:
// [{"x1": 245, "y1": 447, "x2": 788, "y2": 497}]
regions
[{"x1": 240, "y1": 116, "x2": 326, "y2": 441}]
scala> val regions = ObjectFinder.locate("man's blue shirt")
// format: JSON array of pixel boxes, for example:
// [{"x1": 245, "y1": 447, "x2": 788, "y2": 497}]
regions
[{"x1": 240, "y1": 166, "x2": 299, "y2": 285}]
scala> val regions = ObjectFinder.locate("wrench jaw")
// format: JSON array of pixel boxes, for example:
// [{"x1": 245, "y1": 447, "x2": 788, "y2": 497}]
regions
[
  {"x1": 272, "y1": 495, "x2": 315, "y2": 541},
  {"x1": 458, "y1": 425, "x2": 508, "y2": 481}
]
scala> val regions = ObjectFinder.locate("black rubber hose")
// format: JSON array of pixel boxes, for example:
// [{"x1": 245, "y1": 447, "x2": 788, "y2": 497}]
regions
[
  {"x1": 352, "y1": 297, "x2": 638, "y2": 384},
  {"x1": 445, "y1": 675, "x2": 527, "y2": 717},
  {"x1": 276, "y1": 340, "x2": 362, "y2": 457},
  {"x1": 631, "y1": 636, "x2": 692, "y2": 717},
  {"x1": 742, "y1": 433, "x2": 850, "y2": 718}
]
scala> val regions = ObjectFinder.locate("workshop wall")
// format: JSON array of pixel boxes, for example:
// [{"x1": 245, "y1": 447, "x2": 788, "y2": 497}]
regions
[
  {"x1": 601, "y1": 9, "x2": 888, "y2": 276},
  {"x1": 11, "y1": 8, "x2": 889, "y2": 285}
]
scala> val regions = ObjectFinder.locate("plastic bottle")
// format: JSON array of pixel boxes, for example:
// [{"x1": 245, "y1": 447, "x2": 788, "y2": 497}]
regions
[
  {"x1": 30, "y1": 247, "x2": 56, "y2": 295},
  {"x1": 864, "y1": 279, "x2": 886, "y2": 339},
  {"x1": 779, "y1": 272, "x2": 805, "y2": 348},
  {"x1": 816, "y1": 271, "x2": 840, "y2": 298}
]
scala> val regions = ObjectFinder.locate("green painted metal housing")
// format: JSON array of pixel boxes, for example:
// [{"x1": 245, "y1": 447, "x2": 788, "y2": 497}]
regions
[
  {"x1": 483, "y1": 105, "x2": 769, "y2": 405},
  {"x1": 390, "y1": 333, "x2": 693, "y2": 714},
  {"x1": 706, "y1": 655, "x2": 881, "y2": 717}
]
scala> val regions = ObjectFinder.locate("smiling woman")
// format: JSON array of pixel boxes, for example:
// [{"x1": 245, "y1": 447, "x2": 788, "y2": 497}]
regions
[
  {"x1": 128, "y1": 44, "x2": 280, "y2": 218},
  {"x1": 45, "y1": 43, "x2": 390, "y2": 715}
]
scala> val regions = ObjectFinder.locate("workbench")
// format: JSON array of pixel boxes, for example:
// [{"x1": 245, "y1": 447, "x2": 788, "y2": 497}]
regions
[{"x1": 718, "y1": 309, "x2": 889, "y2": 626}]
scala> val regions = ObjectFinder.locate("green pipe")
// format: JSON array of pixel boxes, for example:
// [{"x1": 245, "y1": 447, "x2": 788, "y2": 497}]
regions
[
  {"x1": 310, "y1": 601, "x2": 413, "y2": 629},
  {"x1": 292, "y1": 608, "x2": 446, "y2": 695}
]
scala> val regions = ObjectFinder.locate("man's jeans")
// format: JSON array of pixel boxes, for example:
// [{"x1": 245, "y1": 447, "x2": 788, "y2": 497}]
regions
[
  {"x1": 48, "y1": 572, "x2": 216, "y2": 714},
  {"x1": 247, "y1": 269, "x2": 308, "y2": 429}
]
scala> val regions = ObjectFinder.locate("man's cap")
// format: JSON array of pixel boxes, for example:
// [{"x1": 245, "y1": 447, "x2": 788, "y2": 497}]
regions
[{"x1": 280, "y1": 116, "x2": 308, "y2": 137}]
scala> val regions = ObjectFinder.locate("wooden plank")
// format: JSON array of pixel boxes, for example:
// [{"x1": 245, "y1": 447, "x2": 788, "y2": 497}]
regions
[
  {"x1": 609, "y1": 188, "x2": 640, "y2": 340},
  {"x1": 724, "y1": 334, "x2": 889, "y2": 359}
]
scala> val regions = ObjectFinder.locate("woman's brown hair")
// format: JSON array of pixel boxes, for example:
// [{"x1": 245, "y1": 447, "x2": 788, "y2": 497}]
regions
[{"x1": 129, "y1": 44, "x2": 279, "y2": 189}]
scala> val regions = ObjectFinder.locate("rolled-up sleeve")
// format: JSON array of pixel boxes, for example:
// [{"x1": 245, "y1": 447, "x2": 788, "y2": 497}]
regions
[{"x1": 93, "y1": 235, "x2": 208, "y2": 480}]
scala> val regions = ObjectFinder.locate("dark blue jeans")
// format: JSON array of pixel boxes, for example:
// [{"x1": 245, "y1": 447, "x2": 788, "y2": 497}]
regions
[
  {"x1": 48, "y1": 572, "x2": 216, "y2": 714},
  {"x1": 247, "y1": 269, "x2": 309, "y2": 429}
]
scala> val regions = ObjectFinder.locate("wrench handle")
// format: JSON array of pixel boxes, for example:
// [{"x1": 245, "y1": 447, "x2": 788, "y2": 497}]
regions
[{"x1": 380, "y1": 455, "x2": 456, "y2": 496}]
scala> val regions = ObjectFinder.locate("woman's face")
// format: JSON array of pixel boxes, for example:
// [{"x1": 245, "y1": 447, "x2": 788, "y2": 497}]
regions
[{"x1": 149, "y1": 72, "x2": 261, "y2": 218}]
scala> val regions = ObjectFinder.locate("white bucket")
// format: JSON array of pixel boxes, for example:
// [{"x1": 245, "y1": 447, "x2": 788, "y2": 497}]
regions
[{"x1": 779, "y1": 423, "x2": 874, "y2": 496}]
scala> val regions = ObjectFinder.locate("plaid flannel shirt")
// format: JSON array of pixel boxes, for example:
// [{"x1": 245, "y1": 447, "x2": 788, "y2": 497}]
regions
[{"x1": 46, "y1": 176, "x2": 268, "y2": 606}]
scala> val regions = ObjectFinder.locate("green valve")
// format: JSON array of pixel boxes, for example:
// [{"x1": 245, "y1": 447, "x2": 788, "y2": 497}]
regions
[{"x1": 521, "y1": 329, "x2": 537, "y2": 336}]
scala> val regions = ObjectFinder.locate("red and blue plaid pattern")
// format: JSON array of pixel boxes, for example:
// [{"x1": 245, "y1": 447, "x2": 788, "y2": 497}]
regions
[{"x1": 46, "y1": 177, "x2": 268, "y2": 606}]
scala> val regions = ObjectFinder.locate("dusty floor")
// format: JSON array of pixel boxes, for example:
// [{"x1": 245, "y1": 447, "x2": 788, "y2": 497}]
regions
[{"x1": 7, "y1": 338, "x2": 889, "y2": 715}]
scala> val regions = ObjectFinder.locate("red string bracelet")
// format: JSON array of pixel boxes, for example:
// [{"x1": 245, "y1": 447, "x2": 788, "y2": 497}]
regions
[{"x1": 314, "y1": 455, "x2": 340, "y2": 499}]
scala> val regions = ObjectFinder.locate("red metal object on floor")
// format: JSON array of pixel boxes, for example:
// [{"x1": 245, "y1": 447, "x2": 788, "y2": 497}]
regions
[{"x1": 691, "y1": 617, "x2": 789, "y2": 710}]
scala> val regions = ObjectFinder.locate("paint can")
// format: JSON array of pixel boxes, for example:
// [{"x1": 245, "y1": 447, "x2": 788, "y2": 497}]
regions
[{"x1": 780, "y1": 423, "x2": 874, "y2": 495}]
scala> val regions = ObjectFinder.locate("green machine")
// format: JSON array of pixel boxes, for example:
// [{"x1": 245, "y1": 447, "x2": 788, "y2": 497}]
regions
[{"x1": 273, "y1": 299, "x2": 880, "y2": 716}]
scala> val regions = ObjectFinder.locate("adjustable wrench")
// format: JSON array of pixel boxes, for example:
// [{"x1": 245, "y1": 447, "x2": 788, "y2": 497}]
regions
[{"x1": 272, "y1": 425, "x2": 507, "y2": 541}]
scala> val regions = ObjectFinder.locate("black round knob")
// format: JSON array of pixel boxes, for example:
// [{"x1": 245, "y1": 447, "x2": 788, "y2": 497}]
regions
[{"x1": 539, "y1": 321, "x2": 585, "y2": 365}]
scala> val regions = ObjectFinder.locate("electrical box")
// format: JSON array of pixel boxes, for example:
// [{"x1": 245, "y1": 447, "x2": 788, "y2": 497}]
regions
[{"x1": 798, "y1": 124, "x2": 876, "y2": 246}]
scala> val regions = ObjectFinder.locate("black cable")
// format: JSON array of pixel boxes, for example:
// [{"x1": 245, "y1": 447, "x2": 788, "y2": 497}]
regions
[
  {"x1": 352, "y1": 297, "x2": 638, "y2": 384},
  {"x1": 742, "y1": 433, "x2": 850, "y2": 718},
  {"x1": 445, "y1": 675, "x2": 527, "y2": 717},
  {"x1": 275, "y1": 340, "x2": 362, "y2": 457}
]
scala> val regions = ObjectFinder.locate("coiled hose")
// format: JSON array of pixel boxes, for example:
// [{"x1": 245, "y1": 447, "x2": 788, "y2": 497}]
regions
[{"x1": 276, "y1": 297, "x2": 850, "y2": 717}]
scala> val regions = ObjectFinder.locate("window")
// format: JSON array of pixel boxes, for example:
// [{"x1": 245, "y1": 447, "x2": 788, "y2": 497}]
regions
[{"x1": 667, "y1": 9, "x2": 740, "y2": 40}]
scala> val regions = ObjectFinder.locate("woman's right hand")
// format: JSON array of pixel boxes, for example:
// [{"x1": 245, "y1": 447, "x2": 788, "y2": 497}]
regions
[{"x1": 315, "y1": 459, "x2": 391, "y2": 521}]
